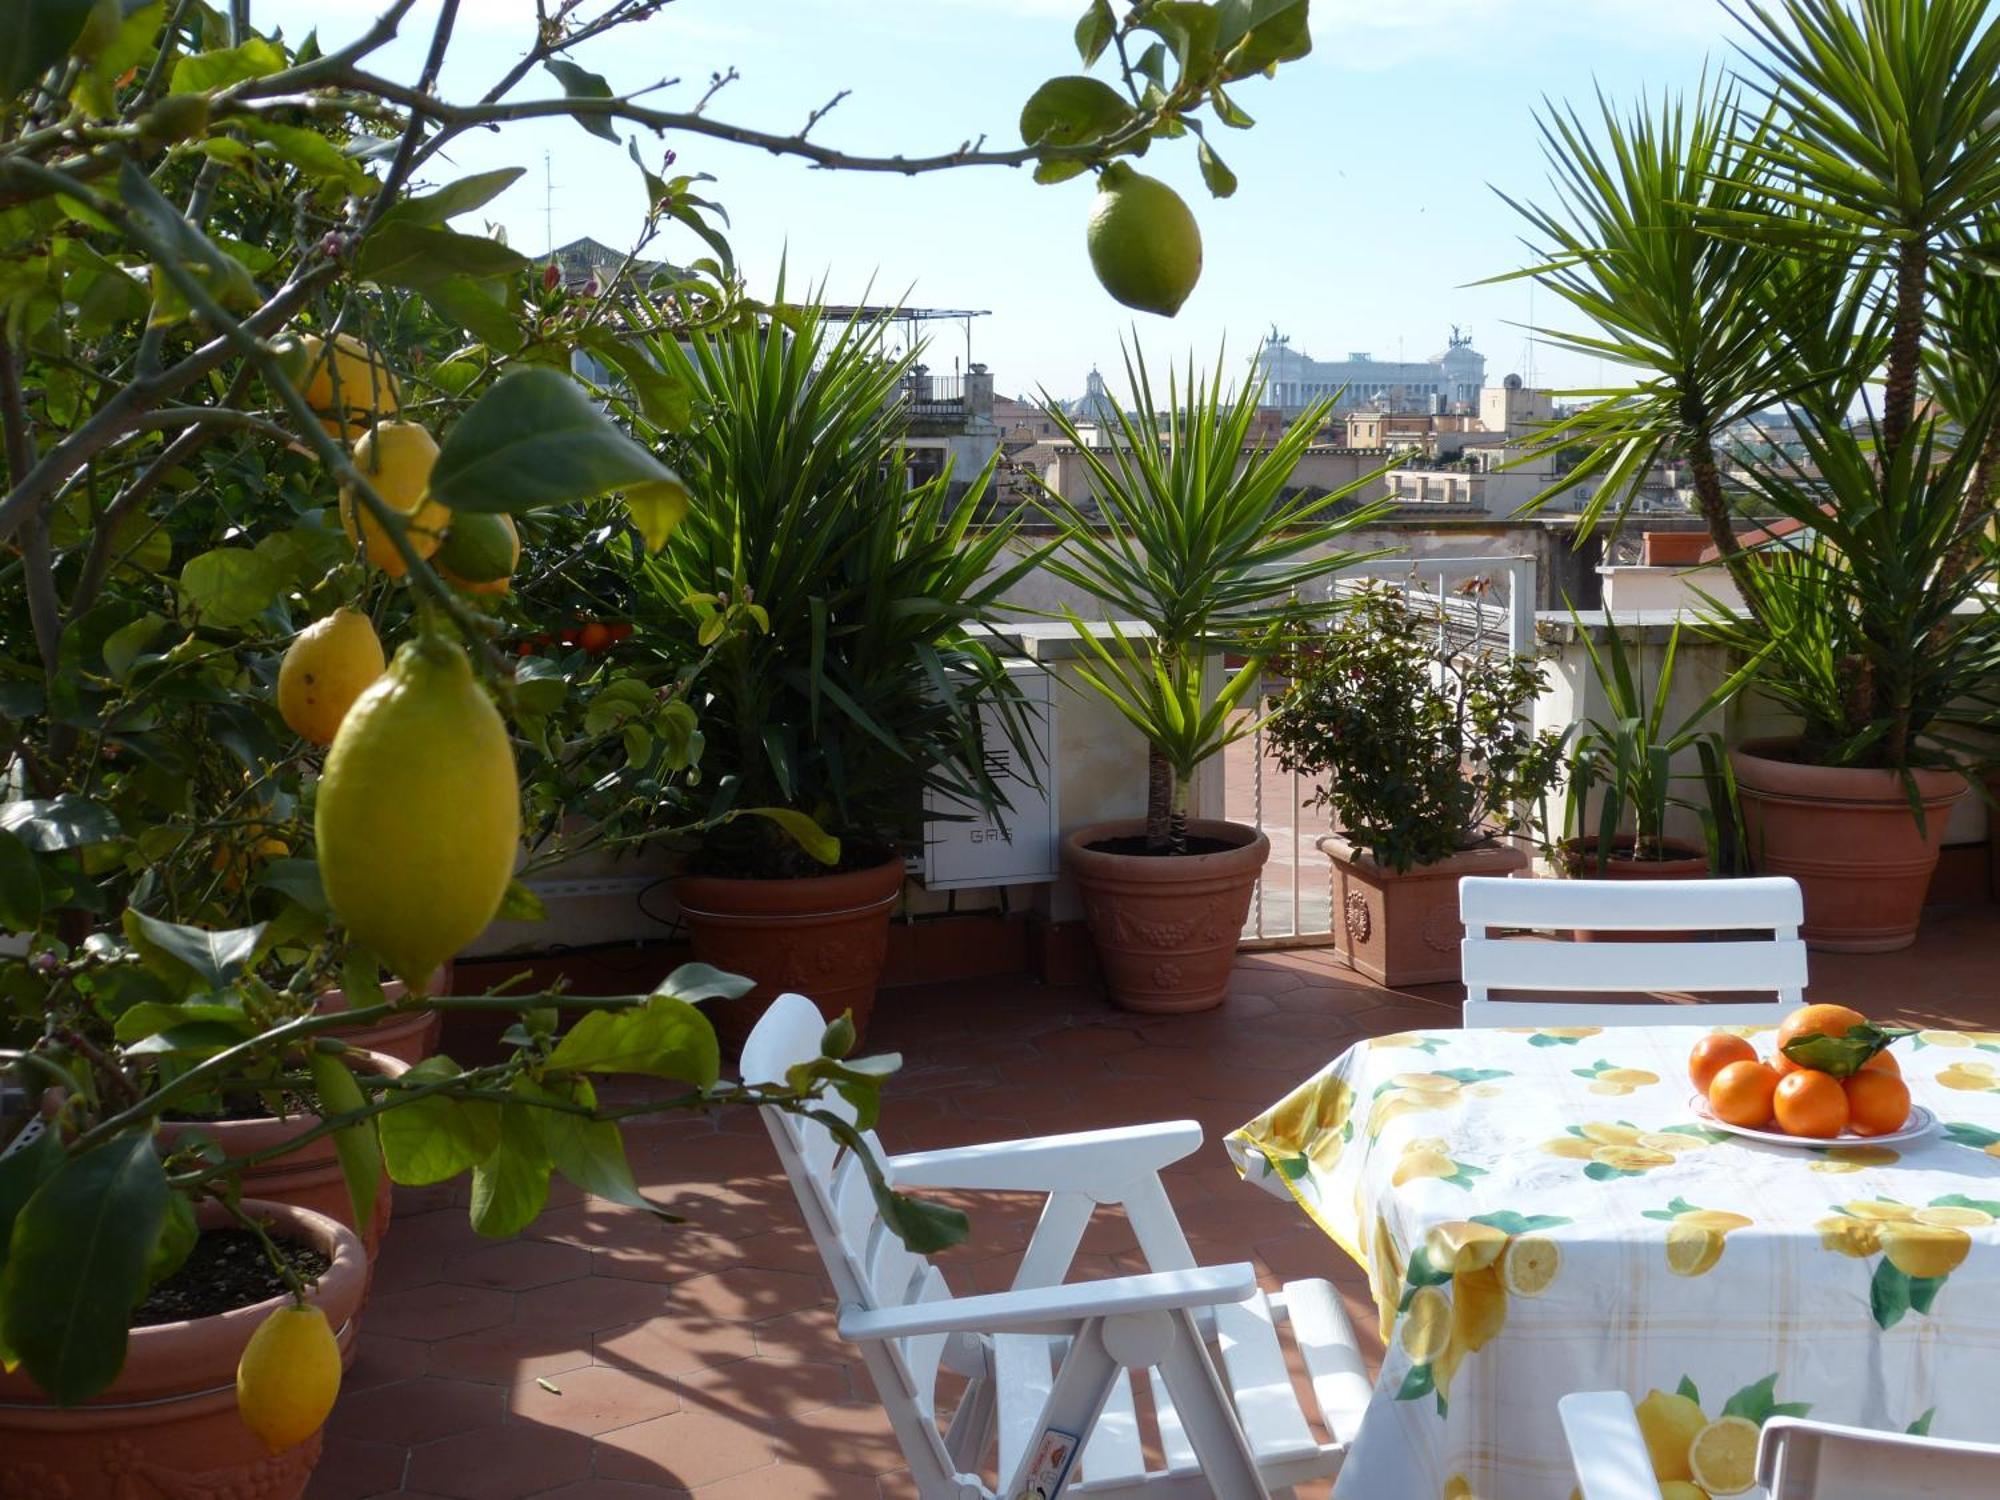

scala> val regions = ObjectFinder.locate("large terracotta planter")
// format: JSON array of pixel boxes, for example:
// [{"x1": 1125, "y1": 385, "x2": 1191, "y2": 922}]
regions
[
  {"x1": 1064, "y1": 818, "x2": 1269, "y2": 1014},
  {"x1": 674, "y1": 856, "x2": 905, "y2": 1046},
  {"x1": 1321, "y1": 834, "x2": 1528, "y2": 987},
  {"x1": 0, "y1": 1198, "x2": 366, "y2": 1500},
  {"x1": 1560, "y1": 835, "x2": 1710, "y2": 942},
  {"x1": 1731, "y1": 739, "x2": 1966, "y2": 953},
  {"x1": 315, "y1": 968, "x2": 449, "y2": 1066},
  {"x1": 157, "y1": 1049, "x2": 405, "y2": 1264}
]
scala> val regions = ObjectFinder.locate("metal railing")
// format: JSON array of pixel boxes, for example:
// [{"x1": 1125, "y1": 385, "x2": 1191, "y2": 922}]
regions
[
  {"x1": 896, "y1": 374, "x2": 965, "y2": 418},
  {"x1": 1235, "y1": 554, "x2": 1538, "y2": 945}
]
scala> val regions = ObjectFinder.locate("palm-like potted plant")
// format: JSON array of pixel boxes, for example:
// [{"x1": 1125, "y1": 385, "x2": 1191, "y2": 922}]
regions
[
  {"x1": 1031, "y1": 348, "x2": 1391, "y2": 1012},
  {"x1": 628, "y1": 304, "x2": 1038, "y2": 1042},
  {"x1": 1265, "y1": 586, "x2": 1570, "y2": 986},
  {"x1": 1502, "y1": 0, "x2": 2000, "y2": 950}
]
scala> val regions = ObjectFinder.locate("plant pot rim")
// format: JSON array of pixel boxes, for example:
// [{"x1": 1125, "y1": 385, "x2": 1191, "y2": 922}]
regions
[
  {"x1": 673, "y1": 853, "x2": 906, "y2": 919},
  {"x1": 158, "y1": 1047, "x2": 406, "y2": 1151},
  {"x1": 1730, "y1": 739, "x2": 1968, "y2": 803},
  {"x1": 0, "y1": 1197, "x2": 365, "y2": 1411},
  {"x1": 1318, "y1": 832, "x2": 1527, "y2": 878},
  {"x1": 1560, "y1": 834, "x2": 1709, "y2": 866},
  {"x1": 1063, "y1": 818, "x2": 1270, "y2": 876}
]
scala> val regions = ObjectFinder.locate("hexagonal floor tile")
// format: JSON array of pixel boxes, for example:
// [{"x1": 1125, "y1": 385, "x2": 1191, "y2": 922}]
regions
[
  {"x1": 593, "y1": 1405, "x2": 777, "y2": 1489},
  {"x1": 505, "y1": 1362, "x2": 680, "y2": 1435}
]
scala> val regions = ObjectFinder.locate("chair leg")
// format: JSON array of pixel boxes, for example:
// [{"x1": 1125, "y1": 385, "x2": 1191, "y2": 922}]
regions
[
  {"x1": 1003, "y1": 1321, "x2": 1122, "y2": 1500},
  {"x1": 1153, "y1": 1308, "x2": 1271, "y2": 1500},
  {"x1": 945, "y1": 1375, "x2": 997, "y2": 1474}
]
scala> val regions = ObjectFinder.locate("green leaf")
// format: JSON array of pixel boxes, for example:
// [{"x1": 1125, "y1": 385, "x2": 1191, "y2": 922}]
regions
[
  {"x1": 656, "y1": 963, "x2": 756, "y2": 1004},
  {"x1": 1929, "y1": 1194, "x2": 2000, "y2": 1216},
  {"x1": 0, "y1": 1133, "x2": 169, "y2": 1405},
  {"x1": 72, "y1": 1, "x2": 165, "y2": 117},
  {"x1": 122, "y1": 909, "x2": 264, "y2": 988},
  {"x1": 545, "y1": 59, "x2": 620, "y2": 142},
  {"x1": 144, "y1": 1191, "x2": 197, "y2": 1291},
  {"x1": 496, "y1": 880, "x2": 548, "y2": 923},
  {"x1": 355, "y1": 222, "x2": 530, "y2": 292},
  {"x1": 0, "y1": 1128, "x2": 61, "y2": 1282},
  {"x1": 112, "y1": 999, "x2": 255, "y2": 1045},
  {"x1": 1, "y1": 0, "x2": 96, "y2": 98},
  {"x1": 469, "y1": 1102, "x2": 551, "y2": 1237},
  {"x1": 427, "y1": 368, "x2": 685, "y2": 515},
  {"x1": 1781, "y1": 1025, "x2": 1917, "y2": 1080},
  {"x1": 1721, "y1": 1372, "x2": 1782, "y2": 1425},
  {"x1": 1677, "y1": 1376, "x2": 1701, "y2": 1405},
  {"x1": 239, "y1": 119, "x2": 370, "y2": 190},
  {"x1": 624, "y1": 478, "x2": 691, "y2": 552},
  {"x1": 1469, "y1": 1211, "x2": 1571, "y2": 1235},
  {"x1": 169, "y1": 36, "x2": 285, "y2": 94},
  {"x1": 1871, "y1": 1258, "x2": 1913, "y2": 1330},
  {"x1": 1196, "y1": 137, "x2": 1237, "y2": 199},
  {"x1": 1907, "y1": 1274, "x2": 1946, "y2": 1316},
  {"x1": 101, "y1": 613, "x2": 166, "y2": 682},
  {"x1": 255, "y1": 857, "x2": 327, "y2": 915},
  {"x1": 1019, "y1": 75, "x2": 1134, "y2": 148},
  {"x1": 545, "y1": 993, "x2": 720, "y2": 1086},
  {"x1": 421, "y1": 274, "x2": 524, "y2": 354},
  {"x1": 381, "y1": 168, "x2": 526, "y2": 228},
  {"x1": 1033, "y1": 157, "x2": 1093, "y2": 185},
  {"x1": 0, "y1": 795, "x2": 120, "y2": 852},
  {"x1": 877, "y1": 1189, "x2": 969, "y2": 1256},
  {"x1": 736, "y1": 806, "x2": 841, "y2": 867},
  {"x1": 179, "y1": 546, "x2": 282, "y2": 628},
  {"x1": 1944, "y1": 1122, "x2": 2000, "y2": 1150},
  {"x1": 1400, "y1": 1245, "x2": 1452, "y2": 1289},
  {"x1": 1908, "y1": 1407, "x2": 1936, "y2": 1437},
  {"x1": 378, "y1": 1057, "x2": 500, "y2": 1186},
  {"x1": 1074, "y1": 0, "x2": 1116, "y2": 64},
  {"x1": 1396, "y1": 1362, "x2": 1435, "y2": 1401},
  {"x1": 0, "y1": 828, "x2": 43, "y2": 931},
  {"x1": 528, "y1": 1079, "x2": 670, "y2": 1217},
  {"x1": 308, "y1": 1051, "x2": 381, "y2": 1238}
]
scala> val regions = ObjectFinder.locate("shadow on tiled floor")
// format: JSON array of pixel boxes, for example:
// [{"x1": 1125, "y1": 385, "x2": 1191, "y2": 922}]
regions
[{"x1": 310, "y1": 906, "x2": 2000, "y2": 1499}]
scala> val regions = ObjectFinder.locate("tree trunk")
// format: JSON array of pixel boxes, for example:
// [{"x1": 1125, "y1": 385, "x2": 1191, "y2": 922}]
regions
[
  {"x1": 1881, "y1": 237, "x2": 1930, "y2": 462},
  {"x1": 1145, "y1": 743, "x2": 1174, "y2": 853},
  {"x1": 1167, "y1": 764, "x2": 1191, "y2": 857},
  {"x1": 1685, "y1": 426, "x2": 1765, "y2": 627}
]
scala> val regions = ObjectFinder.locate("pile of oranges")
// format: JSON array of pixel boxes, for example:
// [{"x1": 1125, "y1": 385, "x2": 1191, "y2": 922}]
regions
[{"x1": 1688, "y1": 1004, "x2": 1912, "y2": 1140}]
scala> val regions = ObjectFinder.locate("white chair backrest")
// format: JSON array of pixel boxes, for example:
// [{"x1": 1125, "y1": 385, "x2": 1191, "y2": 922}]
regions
[
  {"x1": 741, "y1": 994, "x2": 962, "y2": 1490},
  {"x1": 1759, "y1": 1415, "x2": 2000, "y2": 1499},
  {"x1": 1459, "y1": 876, "x2": 1805, "y2": 1028}
]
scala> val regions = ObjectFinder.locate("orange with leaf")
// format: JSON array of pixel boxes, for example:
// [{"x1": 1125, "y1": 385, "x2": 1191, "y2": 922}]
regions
[{"x1": 1688, "y1": 1006, "x2": 1915, "y2": 1140}]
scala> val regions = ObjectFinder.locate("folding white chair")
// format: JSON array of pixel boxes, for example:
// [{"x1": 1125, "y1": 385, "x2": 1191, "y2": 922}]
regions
[
  {"x1": 742, "y1": 993, "x2": 1370, "y2": 1499},
  {"x1": 1559, "y1": 1392, "x2": 2000, "y2": 1500},
  {"x1": 1459, "y1": 876, "x2": 1805, "y2": 1029}
]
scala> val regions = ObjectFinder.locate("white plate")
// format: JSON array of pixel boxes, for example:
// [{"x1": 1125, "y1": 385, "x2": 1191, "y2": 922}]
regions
[{"x1": 1687, "y1": 1094, "x2": 1939, "y2": 1150}]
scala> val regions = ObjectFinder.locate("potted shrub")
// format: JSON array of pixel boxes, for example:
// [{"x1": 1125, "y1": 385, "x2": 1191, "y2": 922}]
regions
[
  {"x1": 1031, "y1": 349, "x2": 1392, "y2": 1012},
  {"x1": 1266, "y1": 586, "x2": 1570, "y2": 987},
  {"x1": 1500, "y1": 6, "x2": 2000, "y2": 951},
  {"x1": 1559, "y1": 610, "x2": 1766, "y2": 884},
  {"x1": 627, "y1": 304, "x2": 1038, "y2": 1044}
]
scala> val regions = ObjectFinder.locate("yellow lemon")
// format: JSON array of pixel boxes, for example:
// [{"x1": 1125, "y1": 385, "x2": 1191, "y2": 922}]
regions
[
  {"x1": 1665, "y1": 1222, "x2": 1727, "y2": 1278},
  {"x1": 1579, "y1": 1122, "x2": 1642, "y2": 1146},
  {"x1": 1817, "y1": 1216, "x2": 1882, "y2": 1258},
  {"x1": 1633, "y1": 1389, "x2": 1706, "y2": 1482},
  {"x1": 1938, "y1": 1064, "x2": 1997, "y2": 1091},
  {"x1": 1878, "y1": 1222, "x2": 1971, "y2": 1279},
  {"x1": 1085, "y1": 163, "x2": 1201, "y2": 316},
  {"x1": 1842, "y1": 1200, "x2": 1916, "y2": 1221},
  {"x1": 1659, "y1": 1485, "x2": 1709, "y2": 1500},
  {"x1": 1443, "y1": 1476, "x2": 1473, "y2": 1500},
  {"x1": 1432, "y1": 1333, "x2": 1466, "y2": 1397},
  {"x1": 1399, "y1": 1284, "x2": 1451, "y2": 1363},
  {"x1": 1637, "y1": 1132, "x2": 1704, "y2": 1153},
  {"x1": 1369, "y1": 1214, "x2": 1403, "y2": 1340},
  {"x1": 315, "y1": 634, "x2": 519, "y2": 988},
  {"x1": 339, "y1": 421, "x2": 448, "y2": 579},
  {"x1": 1675, "y1": 1209, "x2": 1751, "y2": 1232},
  {"x1": 299, "y1": 332, "x2": 400, "y2": 437},
  {"x1": 1542, "y1": 1027, "x2": 1601, "y2": 1039},
  {"x1": 1450, "y1": 1264, "x2": 1507, "y2": 1353},
  {"x1": 1392, "y1": 1150, "x2": 1456, "y2": 1186},
  {"x1": 1404, "y1": 1136, "x2": 1451, "y2": 1155},
  {"x1": 1425, "y1": 1220, "x2": 1509, "y2": 1274},
  {"x1": 1500, "y1": 1235, "x2": 1560, "y2": 1297},
  {"x1": 1919, "y1": 1030, "x2": 1972, "y2": 1048},
  {"x1": 278, "y1": 608, "x2": 386, "y2": 746},
  {"x1": 1598, "y1": 1068, "x2": 1660, "y2": 1086},
  {"x1": 1688, "y1": 1416, "x2": 1759, "y2": 1496},
  {"x1": 1913, "y1": 1205, "x2": 1993, "y2": 1228},
  {"x1": 1591, "y1": 1144, "x2": 1675, "y2": 1172},
  {"x1": 1372, "y1": 1031, "x2": 1424, "y2": 1048},
  {"x1": 434, "y1": 510, "x2": 520, "y2": 595},
  {"x1": 1812, "y1": 1145, "x2": 1901, "y2": 1174},
  {"x1": 1542, "y1": 1135, "x2": 1599, "y2": 1160},
  {"x1": 236, "y1": 1303, "x2": 342, "y2": 1452}
]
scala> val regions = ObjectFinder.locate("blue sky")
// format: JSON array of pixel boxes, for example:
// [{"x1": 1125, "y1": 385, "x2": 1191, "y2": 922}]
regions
[{"x1": 265, "y1": 0, "x2": 1745, "y2": 402}]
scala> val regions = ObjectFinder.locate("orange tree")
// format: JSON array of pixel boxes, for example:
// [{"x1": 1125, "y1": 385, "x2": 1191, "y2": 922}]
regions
[{"x1": 0, "y1": 0, "x2": 1321, "y2": 1409}]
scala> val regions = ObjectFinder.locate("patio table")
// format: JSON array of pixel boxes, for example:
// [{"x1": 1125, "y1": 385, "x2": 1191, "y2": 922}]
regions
[{"x1": 1225, "y1": 1023, "x2": 2000, "y2": 1500}]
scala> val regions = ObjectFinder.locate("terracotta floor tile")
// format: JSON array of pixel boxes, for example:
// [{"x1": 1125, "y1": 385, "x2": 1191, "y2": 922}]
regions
[
  {"x1": 535, "y1": 1484, "x2": 687, "y2": 1500},
  {"x1": 778, "y1": 1401, "x2": 907, "y2": 1476},
  {"x1": 593, "y1": 1312, "x2": 761, "y2": 1376},
  {"x1": 404, "y1": 1422, "x2": 595, "y2": 1499},
  {"x1": 444, "y1": 1237, "x2": 593, "y2": 1291},
  {"x1": 669, "y1": 1267, "x2": 826, "y2": 1324},
  {"x1": 592, "y1": 1405, "x2": 777, "y2": 1488},
  {"x1": 513, "y1": 1274, "x2": 675, "y2": 1331},
  {"x1": 366, "y1": 1283, "x2": 514, "y2": 1343},
  {"x1": 678, "y1": 1355, "x2": 856, "y2": 1421},
  {"x1": 305, "y1": 1434, "x2": 407, "y2": 1500},
  {"x1": 691, "y1": 1462, "x2": 883, "y2": 1500},
  {"x1": 341, "y1": 1332, "x2": 429, "y2": 1393},
  {"x1": 507, "y1": 1362, "x2": 680, "y2": 1434},
  {"x1": 327, "y1": 1377, "x2": 505, "y2": 1447},
  {"x1": 426, "y1": 1321, "x2": 596, "y2": 1385}
]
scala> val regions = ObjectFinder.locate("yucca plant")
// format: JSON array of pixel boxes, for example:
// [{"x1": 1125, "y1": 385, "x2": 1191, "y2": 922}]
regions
[
  {"x1": 1030, "y1": 345, "x2": 1394, "y2": 854},
  {"x1": 627, "y1": 303, "x2": 1042, "y2": 877}
]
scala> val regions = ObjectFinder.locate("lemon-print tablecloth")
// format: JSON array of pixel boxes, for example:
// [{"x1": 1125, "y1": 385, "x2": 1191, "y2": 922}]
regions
[{"x1": 1226, "y1": 1025, "x2": 2000, "y2": 1500}]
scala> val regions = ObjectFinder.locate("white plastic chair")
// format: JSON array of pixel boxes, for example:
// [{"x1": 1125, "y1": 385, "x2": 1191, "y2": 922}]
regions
[
  {"x1": 742, "y1": 993, "x2": 1370, "y2": 1500},
  {"x1": 1559, "y1": 1392, "x2": 2000, "y2": 1500},
  {"x1": 1459, "y1": 875, "x2": 1805, "y2": 1028}
]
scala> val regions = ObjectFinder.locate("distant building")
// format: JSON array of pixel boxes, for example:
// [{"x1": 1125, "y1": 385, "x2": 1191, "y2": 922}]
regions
[
  {"x1": 1378, "y1": 375, "x2": 1600, "y2": 516},
  {"x1": 1253, "y1": 328, "x2": 1487, "y2": 416}
]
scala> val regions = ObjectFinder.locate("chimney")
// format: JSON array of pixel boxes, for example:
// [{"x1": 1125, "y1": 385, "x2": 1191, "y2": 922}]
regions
[{"x1": 965, "y1": 363, "x2": 993, "y2": 420}]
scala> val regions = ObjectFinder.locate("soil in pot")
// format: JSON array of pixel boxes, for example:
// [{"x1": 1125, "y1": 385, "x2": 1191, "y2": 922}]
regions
[
  {"x1": 0, "y1": 1199, "x2": 365, "y2": 1500},
  {"x1": 674, "y1": 853, "x2": 906, "y2": 1048},
  {"x1": 135, "y1": 1229, "x2": 330, "y2": 1326},
  {"x1": 1560, "y1": 836, "x2": 1711, "y2": 942},
  {"x1": 1064, "y1": 818, "x2": 1270, "y2": 1014}
]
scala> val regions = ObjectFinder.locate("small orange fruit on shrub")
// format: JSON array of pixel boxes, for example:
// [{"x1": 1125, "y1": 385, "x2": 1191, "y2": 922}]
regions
[
  {"x1": 1775, "y1": 1003, "x2": 1867, "y2": 1058},
  {"x1": 1689, "y1": 1033, "x2": 1757, "y2": 1094},
  {"x1": 1844, "y1": 1070, "x2": 1912, "y2": 1137},
  {"x1": 1708, "y1": 1060, "x2": 1780, "y2": 1128},
  {"x1": 1773, "y1": 1069, "x2": 1849, "y2": 1139}
]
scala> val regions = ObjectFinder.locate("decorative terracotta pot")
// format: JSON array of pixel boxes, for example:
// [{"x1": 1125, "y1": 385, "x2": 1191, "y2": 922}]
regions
[
  {"x1": 1560, "y1": 836, "x2": 1710, "y2": 942},
  {"x1": 674, "y1": 856, "x2": 906, "y2": 1046},
  {"x1": 156, "y1": 1049, "x2": 405, "y2": 1264},
  {"x1": 1063, "y1": 818, "x2": 1269, "y2": 1014},
  {"x1": 1731, "y1": 739, "x2": 1966, "y2": 953},
  {"x1": 1321, "y1": 834, "x2": 1528, "y2": 987},
  {"x1": 314, "y1": 968, "x2": 449, "y2": 1066},
  {"x1": 0, "y1": 1198, "x2": 366, "y2": 1500}
]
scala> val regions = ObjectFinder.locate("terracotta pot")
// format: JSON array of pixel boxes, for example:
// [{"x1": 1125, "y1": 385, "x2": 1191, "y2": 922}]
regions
[
  {"x1": 674, "y1": 856, "x2": 906, "y2": 1046},
  {"x1": 1731, "y1": 739, "x2": 1966, "y2": 953},
  {"x1": 156, "y1": 1049, "x2": 406, "y2": 1264},
  {"x1": 1321, "y1": 834, "x2": 1528, "y2": 987},
  {"x1": 1063, "y1": 818, "x2": 1269, "y2": 1014},
  {"x1": 0, "y1": 1198, "x2": 366, "y2": 1500},
  {"x1": 315, "y1": 967, "x2": 449, "y2": 1066},
  {"x1": 1560, "y1": 835, "x2": 1710, "y2": 942}
]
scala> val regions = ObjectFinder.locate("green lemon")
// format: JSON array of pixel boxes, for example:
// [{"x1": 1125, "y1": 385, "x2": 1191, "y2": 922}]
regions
[
  {"x1": 1085, "y1": 163, "x2": 1202, "y2": 317},
  {"x1": 434, "y1": 510, "x2": 520, "y2": 589}
]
